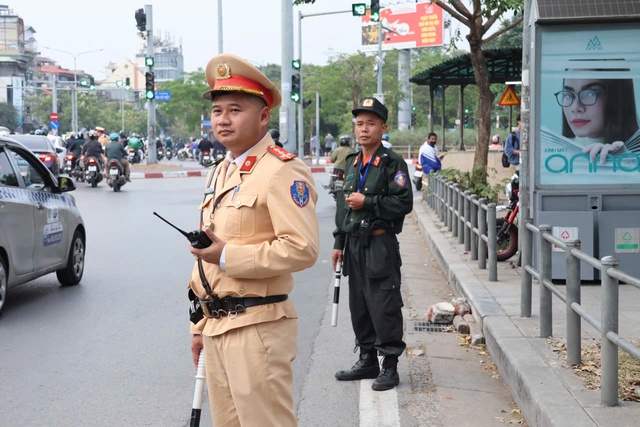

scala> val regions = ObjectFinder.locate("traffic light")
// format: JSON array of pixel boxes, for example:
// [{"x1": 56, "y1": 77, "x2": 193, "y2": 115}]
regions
[
  {"x1": 135, "y1": 8, "x2": 146, "y2": 32},
  {"x1": 464, "y1": 115, "x2": 469, "y2": 128},
  {"x1": 303, "y1": 99, "x2": 312, "y2": 109},
  {"x1": 116, "y1": 80, "x2": 122, "y2": 87},
  {"x1": 370, "y1": 0, "x2": 380, "y2": 22},
  {"x1": 352, "y1": 3, "x2": 366, "y2": 16},
  {"x1": 89, "y1": 77, "x2": 95, "y2": 90},
  {"x1": 79, "y1": 79, "x2": 88, "y2": 87},
  {"x1": 411, "y1": 112, "x2": 416, "y2": 127},
  {"x1": 145, "y1": 56, "x2": 154, "y2": 67},
  {"x1": 291, "y1": 73, "x2": 300, "y2": 103},
  {"x1": 125, "y1": 77, "x2": 131, "y2": 90},
  {"x1": 292, "y1": 59, "x2": 300, "y2": 70},
  {"x1": 411, "y1": 105, "x2": 417, "y2": 112},
  {"x1": 145, "y1": 71, "x2": 155, "y2": 99}
]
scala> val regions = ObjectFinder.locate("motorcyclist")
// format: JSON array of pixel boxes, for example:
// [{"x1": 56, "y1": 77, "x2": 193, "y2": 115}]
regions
[
  {"x1": 330, "y1": 135, "x2": 353, "y2": 170},
  {"x1": 197, "y1": 133, "x2": 214, "y2": 163},
  {"x1": 66, "y1": 131, "x2": 85, "y2": 169},
  {"x1": 268, "y1": 128, "x2": 283, "y2": 147},
  {"x1": 176, "y1": 138, "x2": 185, "y2": 151},
  {"x1": 105, "y1": 132, "x2": 131, "y2": 182},
  {"x1": 381, "y1": 133, "x2": 393, "y2": 150},
  {"x1": 165, "y1": 136, "x2": 174, "y2": 150},
  {"x1": 81, "y1": 130, "x2": 105, "y2": 169},
  {"x1": 119, "y1": 130, "x2": 128, "y2": 146},
  {"x1": 128, "y1": 132, "x2": 144, "y2": 163},
  {"x1": 190, "y1": 136, "x2": 199, "y2": 159},
  {"x1": 211, "y1": 137, "x2": 226, "y2": 160}
]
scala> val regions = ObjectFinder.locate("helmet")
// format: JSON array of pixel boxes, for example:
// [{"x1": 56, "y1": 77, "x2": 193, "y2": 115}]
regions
[
  {"x1": 166, "y1": 136, "x2": 172, "y2": 142},
  {"x1": 88, "y1": 130, "x2": 98, "y2": 139},
  {"x1": 492, "y1": 134, "x2": 500, "y2": 143},
  {"x1": 131, "y1": 132, "x2": 137, "y2": 137},
  {"x1": 156, "y1": 137, "x2": 161, "y2": 142},
  {"x1": 202, "y1": 133, "x2": 208, "y2": 139},
  {"x1": 34, "y1": 129, "x2": 44, "y2": 135},
  {"x1": 77, "y1": 131, "x2": 84, "y2": 139},
  {"x1": 268, "y1": 128, "x2": 280, "y2": 140},
  {"x1": 119, "y1": 130, "x2": 127, "y2": 139},
  {"x1": 109, "y1": 132, "x2": 119, "y2": 141},
  {"x1": 339, "y1": 135, "x2": 351, "y2": 146},
  {"x1": 382, "y1": 133, "x2": 389, "y2": 141}
]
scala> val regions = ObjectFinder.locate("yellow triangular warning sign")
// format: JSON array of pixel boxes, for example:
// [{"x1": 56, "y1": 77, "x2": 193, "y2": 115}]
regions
[{"x1": 498, "y1": 85, "x2": 521, "y2": 107}]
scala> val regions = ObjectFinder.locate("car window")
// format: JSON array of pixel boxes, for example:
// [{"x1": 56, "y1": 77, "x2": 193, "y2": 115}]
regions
[
  {"x1": 5, "y1": 148, "x2": 48, "y2": 191},
  {"x1": 0, "y1": 149, "x2": 19, "y2": 187}
]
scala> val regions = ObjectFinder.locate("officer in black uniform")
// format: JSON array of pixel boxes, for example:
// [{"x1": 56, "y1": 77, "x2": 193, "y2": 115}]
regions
[{"x1": 331, "y1": 97, "x2": 413, "y2": 391}]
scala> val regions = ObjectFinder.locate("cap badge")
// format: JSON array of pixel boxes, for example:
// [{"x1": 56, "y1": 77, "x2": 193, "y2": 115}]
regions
[
  {"x1": 216, "y1": 63, "x2": 231, "y2": 80},
  {"x1": 362, "y1": 98, "x2": 374, "y2": 107}
]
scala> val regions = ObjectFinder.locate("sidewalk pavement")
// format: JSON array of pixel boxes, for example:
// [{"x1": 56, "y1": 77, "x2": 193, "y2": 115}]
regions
[{"x1": 411, "y1": 197, "x2": 640, "y2": 426}]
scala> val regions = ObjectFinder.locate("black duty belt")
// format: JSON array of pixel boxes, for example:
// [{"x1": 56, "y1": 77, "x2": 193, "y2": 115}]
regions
[{"x1": 200, "y1": 294, "x2": 288, "y2": 319}]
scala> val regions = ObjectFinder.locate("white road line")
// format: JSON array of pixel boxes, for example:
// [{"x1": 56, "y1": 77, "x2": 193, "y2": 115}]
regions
[{"x1": 359, "y1": 379, "x2": 401, "y2": 427}]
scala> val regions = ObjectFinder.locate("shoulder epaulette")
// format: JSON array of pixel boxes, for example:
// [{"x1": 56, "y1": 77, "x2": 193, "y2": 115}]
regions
[{"x1": 267, "y1": 145, "x2": 297, "y2": 161}]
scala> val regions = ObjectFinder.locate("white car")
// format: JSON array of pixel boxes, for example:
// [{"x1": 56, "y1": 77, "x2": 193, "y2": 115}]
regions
[{"x1": 0, "y1": 137, "x2": 86, "y2": 316}]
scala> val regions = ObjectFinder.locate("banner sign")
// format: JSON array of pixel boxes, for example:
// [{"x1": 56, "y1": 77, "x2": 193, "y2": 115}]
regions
[
  {"x1": 538, "y1": 25, "x2": 640, "y2": 186},
  {"x1": 361, "y1": 1, "x2": 443, "y2": 52}
]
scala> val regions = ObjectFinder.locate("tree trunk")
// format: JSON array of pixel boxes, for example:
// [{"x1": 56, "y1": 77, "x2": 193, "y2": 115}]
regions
[{"x1": 468, "y1": 41, "x2": 494, "y2": 181}]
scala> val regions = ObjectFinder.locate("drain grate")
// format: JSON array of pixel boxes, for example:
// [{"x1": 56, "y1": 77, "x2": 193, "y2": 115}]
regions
[{"x1": 406, "y1": 320, "x2": 451, "y2": 333}]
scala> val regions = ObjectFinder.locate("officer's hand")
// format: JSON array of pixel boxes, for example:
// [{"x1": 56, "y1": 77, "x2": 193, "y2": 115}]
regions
[
  {"x1": 190, "y1": 228, "x2": 225, "y2": 265},
  {"x1": 331, "y1": 249, "x2": 343, "y2": 272},
  {"x1": 345, "y1": 192, "x2": 365, "y2": 210},
  {"x1": 191, "y1": 334, "x2": 203, "y2": 369}
]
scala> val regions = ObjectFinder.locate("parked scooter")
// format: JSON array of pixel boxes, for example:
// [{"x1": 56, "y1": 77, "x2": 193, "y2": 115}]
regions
[
  {"x1": 106, "y1": 159, "x2": 127, "y2": 192},
  {"x1": 84, "y1": 156, "x2": 103, "y2": 188},
  {"x1": 495, "y1": 171, "x2": 519, "y2": 261},
  {"x1": 412, "y1": 163, "x2": 423, "y2": 191}
]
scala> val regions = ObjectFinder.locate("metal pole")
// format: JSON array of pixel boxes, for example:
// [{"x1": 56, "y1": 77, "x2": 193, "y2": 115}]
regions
[
  {"x1": 538, "y1": 225, "x2": 553, "y2": 338},
  {"x1": 73, "y1": 56, "x2": 78, "y2": 133},
  {"x1": 217, "y1": 0, "x2": 223, "y2": 54},
  {"x1": 478, "y1": 198, "x2": 487, "y2": 269},
  {"x1": 281, "y1": 0, "x2": 294, "y2": 150},
  {"x1": 520, "y1": 217, "x2": 533, "y2": 317},
  {"x1": 520, "y1": 0, "x2": 532, "y2": 225},
  {"x1": 376, "y1": 21, "x2": 383, "y2": 95},
  {"x1": 565, "y1": 240, "x2": 582, "y2": 366},
  {"x1": 601, "y1": 256, "x2": 620, "y2": 407},
  {"x1": 51, "y1": 74, "x2": 57, "y2": 115},
  {"x1": 146, "y1": 4, "x2": 157, "y2": 164},
  {"x1": 121, "y1": 87, "x2": 125, "y2": 132},
  {"x1": 315, "y1": 91, "x2": 320, "y2": 165},
  {"x1": 487, "y1": 203, "x2": 498, "y2": 281},
  {"x1": 458, "y1": 189, "x2": 465, "y2": 244},
  {"x1": 470, "y1": 195, "x2": 478, "y2": 260},
  {"x1": 452, "y1": 184, "x2": 459, "y2": 238},
  {"x1": 297, "y1": 11, "x2": 304, "y2": 159},
  {"x1": 463, "y1": 191, "x2": 471, "y2": 252}
]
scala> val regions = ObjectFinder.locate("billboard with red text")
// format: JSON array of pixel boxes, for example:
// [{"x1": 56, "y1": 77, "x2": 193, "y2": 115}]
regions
[{"x1": 361, "y1": 1, "x2": 443, "y2": 51}]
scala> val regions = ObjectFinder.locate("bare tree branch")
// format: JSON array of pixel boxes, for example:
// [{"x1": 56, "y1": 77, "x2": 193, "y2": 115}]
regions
[
  {"x1": 481, "y1": 16, "x2": 523, "y2": 46},
  {"x1": 435, "y1": 0, "x2": 471, "y2": 27}
]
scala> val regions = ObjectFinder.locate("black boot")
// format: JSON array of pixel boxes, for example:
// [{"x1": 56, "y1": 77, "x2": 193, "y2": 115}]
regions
[
  {"x1": 335, "y1": 350, "x2": 380, "y2": 381},
  {"x1": 372, "y1": 356, "x2": 399, "y2": 391}
]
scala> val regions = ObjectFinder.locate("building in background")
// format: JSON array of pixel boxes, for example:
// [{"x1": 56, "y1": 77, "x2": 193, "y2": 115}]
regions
[{"x1": 137, "y1": 32, "x2": 183, "y2": 83}]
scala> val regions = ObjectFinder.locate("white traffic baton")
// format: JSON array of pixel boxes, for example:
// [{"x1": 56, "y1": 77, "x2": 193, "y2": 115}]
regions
[
  {"x1": 331, "y1": 263, "x2": 342, "y2": 327},
  {"x1": 190, "y1": 349, "x2": 206, "y2": 427}
]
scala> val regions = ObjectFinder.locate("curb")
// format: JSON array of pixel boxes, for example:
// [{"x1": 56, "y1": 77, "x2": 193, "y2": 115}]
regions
[
  {"x1": 412, "y1": 199, "x2": 597, "y2": 427},
  {"x1": 130, "y1": 170, "x2": 210, "y2": 180}
]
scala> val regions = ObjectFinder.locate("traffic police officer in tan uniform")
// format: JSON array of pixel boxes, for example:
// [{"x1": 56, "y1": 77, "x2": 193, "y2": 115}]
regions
[
  {"x1": 332, "y1": 98, "x2": 413, "y2": 391},
  {"x1": 187, "y1": 53, "x2": 319, "y2": 427}
]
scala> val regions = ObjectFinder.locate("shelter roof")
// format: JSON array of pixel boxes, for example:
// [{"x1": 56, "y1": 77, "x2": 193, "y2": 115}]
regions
[{"x1": 410, "y1": 48, "x2": 522, "y2": 87}]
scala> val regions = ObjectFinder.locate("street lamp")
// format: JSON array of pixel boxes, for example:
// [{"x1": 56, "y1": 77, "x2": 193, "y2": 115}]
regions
[{"x1": 43, "y1": 47, "x2": 105, "y2": 133}]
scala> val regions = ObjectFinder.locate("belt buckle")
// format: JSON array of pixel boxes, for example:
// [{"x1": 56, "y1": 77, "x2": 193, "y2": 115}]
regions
[{"x1": 200, "y1": 299, "x2": 216, "y2": 318}]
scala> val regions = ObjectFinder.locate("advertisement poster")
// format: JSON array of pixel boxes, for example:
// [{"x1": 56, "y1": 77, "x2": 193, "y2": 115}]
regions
[
  {"x1": 361, "y1": 1, "x2": 443, "y2": 51},
  {"x1": 539, "y1": 26, "x2": 640, "y2": 186}
]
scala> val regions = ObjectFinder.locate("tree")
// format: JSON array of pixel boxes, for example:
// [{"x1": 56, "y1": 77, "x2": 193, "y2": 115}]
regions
[{"x1": 0, "y1": 103, "x2": 18, "y2": 130}]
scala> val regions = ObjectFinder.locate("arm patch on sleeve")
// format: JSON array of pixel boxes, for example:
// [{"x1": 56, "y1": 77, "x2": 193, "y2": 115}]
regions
[{"x1": 394, "y1": 171, "x2": 407, "y2": 187}]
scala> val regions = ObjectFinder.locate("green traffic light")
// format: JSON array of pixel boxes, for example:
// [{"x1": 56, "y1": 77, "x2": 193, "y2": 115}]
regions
[
  {"x1": 291, "y1": 93, "x2": 300, "y2": 103},
  {"x1": 370, "y1": 11, "x2": 380, "y2": 22},
  {"x1": 464, "y1": 108, "x2": 470, "y2": 113},
  {"x1": 145, "y1": 56, "x2": 155, "y2": 67},
  {"x1": 116, "y1": 80, "x2": 122, "y2": 87},
  {"x1": 411, "y1": 106, "x2": 416, "y2": 111},
  {"x1": 352, "y1": 3, "x2": 366, "y2": 16},
  {"x1": 292, "y1": 59, "x2": 301, "y2": 70},
  {"x1": 146, "y1": 90, "x2": 155, "y2": 100},
  {"x1": 79, "y1": 79, "x2": 88, "y2": 86}
]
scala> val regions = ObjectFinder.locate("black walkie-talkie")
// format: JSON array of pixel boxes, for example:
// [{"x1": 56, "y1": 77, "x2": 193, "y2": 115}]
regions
[{"x1": 153, "y1": 212, "x2": 213, "y2": 249}]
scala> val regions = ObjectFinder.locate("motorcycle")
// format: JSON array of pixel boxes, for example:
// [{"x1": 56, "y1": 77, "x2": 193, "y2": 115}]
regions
[
  {"x1": 413, "y1": 163, "x2": 423, "y2": 191},
  {"x1": 84, "y1": 156, "x2": 103, "y2": 188},
  {"x1": 324, "y1": 168, "x2": 345, "y2": 201},
  {"x1": 106, "y1": 159, "x2": 126, "y2": 192},
  {"x1": 200, "y1": 151, "x2": 213, "y2": 167},
  {"x1": 165, "y1": 147, "x2": 173, "y2": 160},
  {"x1": 157, "y1": 146, "x2": 165, "y2": 161},
  {"x1": 128, "y1": 147, "x2": 141, "y2": 164},
  {"x1": 64, "y1": 153, "x2": 78, "y2": 177},
  {"x1": 177, "y1": 147, "x2": 195, "y2": 161},
  {"x1": 495, "y1": 171, "x2": 519, "y2": 261}
]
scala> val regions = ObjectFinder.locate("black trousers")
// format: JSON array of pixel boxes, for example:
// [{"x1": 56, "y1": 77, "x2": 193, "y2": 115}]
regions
[{"x1": 344, "y1": 232, "x2": 406, "y2": 358}]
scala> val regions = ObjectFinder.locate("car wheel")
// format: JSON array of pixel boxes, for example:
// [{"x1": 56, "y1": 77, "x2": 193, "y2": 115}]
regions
[
  {"x1": 0, "y1": 256, "x2": 7, "y2": 316},
  {"x1": 56, "y1": 230, "x2": 85, "y2": 286}
]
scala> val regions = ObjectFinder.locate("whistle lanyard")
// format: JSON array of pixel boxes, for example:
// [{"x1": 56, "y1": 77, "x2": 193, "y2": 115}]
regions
[{"x1": 357, "y1": 157, "x2": 372, "y2": 192}]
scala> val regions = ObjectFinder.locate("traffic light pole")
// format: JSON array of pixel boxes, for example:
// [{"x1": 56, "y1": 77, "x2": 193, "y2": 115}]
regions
[{"x1": 145, "y1": 4, "x2": 157, "y2": 164}]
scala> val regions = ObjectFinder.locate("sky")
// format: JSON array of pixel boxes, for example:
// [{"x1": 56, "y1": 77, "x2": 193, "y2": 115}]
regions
[{"x1": 16, "y1": 0, "x2": 372, "y2": 79}]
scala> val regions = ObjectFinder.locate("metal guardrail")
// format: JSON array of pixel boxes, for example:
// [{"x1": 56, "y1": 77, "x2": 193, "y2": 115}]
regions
[
  {"x1": 519, "y1": 220, "x2": 640, "y2": 407},
  {"x1": 426, "y1": 173, "x2": 498, "y2": 281},
  {"x1": 424, "y1": 172, "x2": 640, "y2": 407}
]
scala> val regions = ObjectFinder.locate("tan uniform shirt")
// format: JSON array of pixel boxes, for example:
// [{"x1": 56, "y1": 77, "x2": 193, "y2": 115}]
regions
[
  {"x1": 189, "y1": 135, "x2": 319, "y2": 337},
  {"x1": 98, "y1": 134, "x2": 110, "y2": 148}
]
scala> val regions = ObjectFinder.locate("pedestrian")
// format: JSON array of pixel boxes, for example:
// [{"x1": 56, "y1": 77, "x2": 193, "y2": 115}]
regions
[
  {"x1": 331, "y1": 97, "x2": 413, "y2": 391},
  {"x1": 489, "y1": 134, "x2": 502, "y2": 150},
  {"x1": 504, "y1": 114, "x2": 521, "y2": 174},
  {"x1": 325, "y1": 132, "x2": 335, "y2": 155},
  {"x1": 188, "y1": 53, "x2": 320, "y2": 427},
  {"x1": 419, "y1": 132, "x2": 445, "y2": 175}
]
